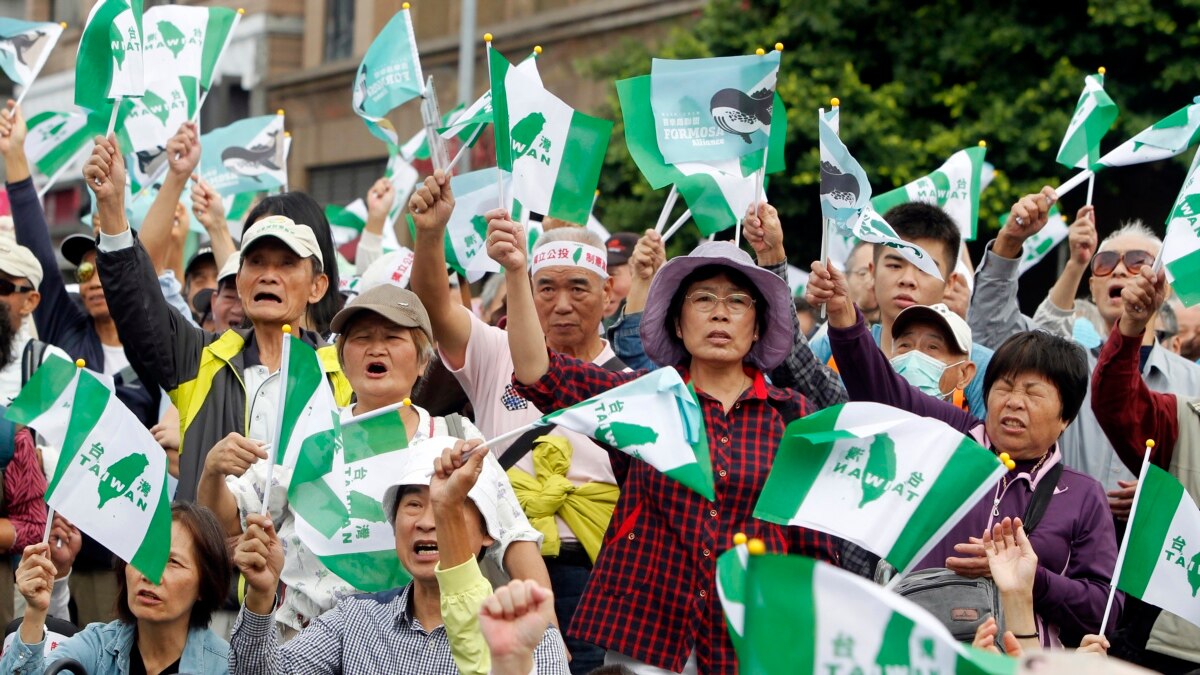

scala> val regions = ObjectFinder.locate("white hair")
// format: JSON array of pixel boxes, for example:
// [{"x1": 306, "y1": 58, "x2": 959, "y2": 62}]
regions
[
  {"x1": 1100, "y1": 220, "x2": 1162, "y2": 252},
  {"x1": 532, "y1": 225, "x2": 606, "y2": 251}
]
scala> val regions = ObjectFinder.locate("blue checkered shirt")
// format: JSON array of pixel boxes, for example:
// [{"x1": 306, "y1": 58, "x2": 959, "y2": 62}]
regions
[{"x1": 229, "y1": 583, "x2": 569, "y2": 674}]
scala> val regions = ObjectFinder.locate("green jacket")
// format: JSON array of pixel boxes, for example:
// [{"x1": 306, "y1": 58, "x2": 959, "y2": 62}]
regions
[{"x1": 98, "y1": 240, "x2": 352, "y2": 502}]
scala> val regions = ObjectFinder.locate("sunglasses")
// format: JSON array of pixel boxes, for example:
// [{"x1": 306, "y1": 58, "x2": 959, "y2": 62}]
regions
[
  {"x1": 0, "y1": 278, "x2": 34, "y2": 296},
  {"x1": 1090, "y1": 250, "x2": 1155, "y2": 277},
  {"x1": 75, "y1": 261, "x2": 96, "y2": 284}
]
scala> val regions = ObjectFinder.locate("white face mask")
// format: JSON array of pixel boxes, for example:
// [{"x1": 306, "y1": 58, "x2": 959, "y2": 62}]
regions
[{"x1": 890, "y1": 349, "x2": 965, "y2": 400}]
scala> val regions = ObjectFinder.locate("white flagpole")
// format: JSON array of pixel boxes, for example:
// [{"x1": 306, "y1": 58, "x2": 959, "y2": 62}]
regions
[
  {"x1": 653, "y1": 185, "x2": 679, "y2": 234},
  {"x1": 1054, "y1": 169, "x2": 1093, "y2": 200},
  {"x1": 446, "y1": 124, "x2": 486, "y2": 174},
  {"x1": 260, "y1": 327, "x2": 293, "y2": 517},
  {"x1": 1085, "y1": 173, "x2": 1096, "y2": 206},
  {"x1": 104, "y1": 97, "x2": 122, "y2": 138},
  {"x1": 476, "y1": 420, "x2": 542, "y2": 454},
  {"x1": 660, "y1": 209, "x2": 692, "y2": 244},
  {"x1": 37, "y1": 144, "x2": 93, "y2": 200},
  {"x1": 41, "y1": 507, "x2": 54, "y2": 546},
  {"x1": 1099, "y1": 440, "x2": 1155, "y2": 636}
]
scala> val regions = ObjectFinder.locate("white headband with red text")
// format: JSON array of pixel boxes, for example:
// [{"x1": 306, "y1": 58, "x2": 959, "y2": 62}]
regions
[{"x1": 529, "y1": 241, "x2": 609, "y2": 279}]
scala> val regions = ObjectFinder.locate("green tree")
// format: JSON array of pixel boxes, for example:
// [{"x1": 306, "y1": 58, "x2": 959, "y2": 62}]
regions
[{"x1": 585, "y1": 0, "x2": 1200, "y2": 269}]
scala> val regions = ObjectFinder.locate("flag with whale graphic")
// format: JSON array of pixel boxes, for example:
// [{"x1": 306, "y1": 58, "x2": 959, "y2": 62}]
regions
[
  {"x1": 534, "y1": 368, "x2": 714, "y2": 500},
  {"x1": 6, "y1": 355, "x2": 171, "y2": 583},
  {"x1": 819, "y1": 108, "x2": 944, "y2": 281},
  {"x1": 753, "y1": 402, "x2": 1006, "y2": 575},
  {"x1": 649, "y1": 51, "x2": 780, "y2": 165},
  {"x1": 197, "y1": 113, "x2": 288, "y2": 197},
  {"x1": 1113, "y1": 462, "x2": 1200, "y2": 631},
  {"x1": 0, "y1": 18, "x2": 64, "y2": 89}
]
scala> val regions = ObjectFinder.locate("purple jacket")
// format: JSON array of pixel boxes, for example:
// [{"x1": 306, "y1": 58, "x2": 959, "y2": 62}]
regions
[{"x1": 828, "y1": 312, "x2": 1120, "y2": 642}]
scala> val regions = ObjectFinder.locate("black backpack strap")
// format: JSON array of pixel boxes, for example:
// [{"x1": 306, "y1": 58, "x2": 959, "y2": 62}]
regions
[
  {"x1": 1021, "y1": 463, "x2": 1065, "y2": 535},
  {"x1": 20, "y1": 339, "x2": 46, "y2": 388},
  {"x1": 496, "y1": 355, "x2": 628, "y2": 470}
]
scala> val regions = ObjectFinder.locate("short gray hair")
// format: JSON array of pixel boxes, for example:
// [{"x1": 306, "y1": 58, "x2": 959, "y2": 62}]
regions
[
  {"x1": 1100, "y1": 220, "x2": 1162, "y2": 252},
  {"x1": 532, "y1": 225, "x2": 605, "y2": 251}
]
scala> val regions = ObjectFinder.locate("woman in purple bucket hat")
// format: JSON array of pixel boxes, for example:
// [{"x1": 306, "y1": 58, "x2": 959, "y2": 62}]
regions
[{"x1": 484, "y1": 209, "x2": 838, "y2": 675}]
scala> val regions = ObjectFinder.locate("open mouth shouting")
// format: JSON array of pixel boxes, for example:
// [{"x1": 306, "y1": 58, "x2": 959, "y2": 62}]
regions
[{"x1": 412, "y1": 539, "x2": 439, "y2": 563}]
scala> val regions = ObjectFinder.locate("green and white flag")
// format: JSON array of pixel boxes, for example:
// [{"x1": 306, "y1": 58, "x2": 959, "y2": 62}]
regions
[
  {"x1": 618, "y1": 75, "x2": 785, "y2": 236},
  {"x1": 352, "y1": 7, "x2": 424, "y2": 148},
  {"x1": 439, "y1": 51, "x2": 542, "y2": 146},
  {"x1": 490, "y1": 46, "x2": 612, "y2": 225},
  {"x1": 198, "y1": 114, "x2": 287, "y2": 197},
  {"x1": 327, "y1": 199, "x2": 368, "y2": 244},
  {"x1": 26, "y1": 110, "x2": 96, "y2": 184},
  {"x1": 1014, "y1": 208, "x2": 1068, "y2": 276},
  {"x1": 444, "y1": 167, "x2": 506, "y2": 281},
  {"x1": 7, "y1": 356, "x2": 171, "y2": 583},
  {"x1": 716, "y1": 540, "x2": 750, "y2": 654},
  {"x1": 142, "y1": 5, "x2": 238, "y2": 99},
  {"x1": 1096, "y1": 97, "x2": 1200, "y2": 169},
  {"x1": 871, "y1": 145, "x2": 987, "y2": 241},
  {"x1": 75, "y1": 0, "x2": 145, "y2": 111},
  {"x1": 754, "y1": 402, "x2": 1006, "y2": 574},
  {"x1": 272, "y1": 334, "x2": 341, "y2": 472},
  {"x1": 537, "y1": 367, "x2": 714, "y2": 500},
  {"x1": 1114, "y1": 462, "x2": 1200, "y2": 630},
  {"x1": 0, "y1": 18, "x2": 64, "y2": 88},
  {"x1": 818, "y1": 109, "x2": 944, "y2": 281},
  {"x1": 735, "y1": 553, "x2": 1015, "y2": 674},
  {"x1": 649, "y1": 51, "x2": 780, "y2": 165},
  {"x1": 1163, "y1": 148, "x2": 1200, "y2": 306},
  {"x1": 1057, "y1": 72, "x2": 1119, "y2": 170},
  {"x1": 291, "y1": 405, "x2": 411, "y2": 592},
  {"x1": 399, "y1": 104, "x2": 460, "y2": 163}
]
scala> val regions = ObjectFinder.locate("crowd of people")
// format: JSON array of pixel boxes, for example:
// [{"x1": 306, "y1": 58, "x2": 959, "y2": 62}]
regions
[{"x1": 0, "y1": 96, "x2": 1189, "y2": 675}]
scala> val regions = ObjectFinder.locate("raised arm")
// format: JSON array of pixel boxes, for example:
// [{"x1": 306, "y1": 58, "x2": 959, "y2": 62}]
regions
[
  {"x1": 968, "y1": 187, "x2": 1058, "y2": 349},
  {"x1": 355, "y1": 177, "x2": 394, "y2": 276},
  {"x1": 485, "y1": 209, "x2": 547, "y2": 385},
  {"x1": 807, "y1": 261, "x2": 978, "y2": 434},
  {"x1": 409, "y1": 171, "x2": 473, "y2": 368},
  {"x1": 607, "y1": 229, "x2": 664, "y2": 372},
  {"x1": 1092, "y1": 266, "x2": 1178, "y2": 471},
  {"x1": 140, "y1": 124, "x2": 201, "y2": 274},
  {"x1": 1041, "y1": 206, "x2": 1096, "y2": 334},
  {"x1": 190, "y1": 176, "x2": 236, "y2": 270},
  {"x1": 0, "y1": 102, "x2": 89, "y2": 344},
  {"x1": 743, "y1": 201, "x2": 847, "y2": 408}
]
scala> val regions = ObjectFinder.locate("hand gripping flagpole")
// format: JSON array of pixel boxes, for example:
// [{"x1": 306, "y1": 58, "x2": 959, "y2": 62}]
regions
[
  {"x1": 260, "y1": 325, "x2": 294, "y2": 517},
  {"x1": 1099, "y1": 439, "x2": 1155, "y2": 636}
]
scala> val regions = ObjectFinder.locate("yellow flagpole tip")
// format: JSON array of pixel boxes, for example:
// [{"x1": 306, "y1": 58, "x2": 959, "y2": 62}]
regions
[
  {"x1": 774, "y1": 42, "x2": 784, "y2": 51},
  {"x1": 276, "y1": 109, "x2": 285, "y2": 116},
  {"x1": 978, "y1": 140, "x2": 987, "y2": 148},
  {"x1": 402, "y1": 397, "x2": 412, "y2": 407},
  {"x1": 830, "y1": 97, "x2": 840, "y2": 107},
  {"x1": 594, "y1": 189, "x2": 600, "y2": 197},
  {"x1": 1146, "y1": 439, "x2": 1156, "y2": 448},
  {"x1": 236, "y1": 8, "x2": 245, "y2": 15},
  {"x1": 59, "y1": 22, "x2": 67, "y2": 28},
  {"x1": 755, "y1": 48, "x2": 766, "y2": 56},
  {"x1": 733, "y1": 532, "x2": 747, "y2": 546},
  {"x1": 534, "y1": 45, "x2": 543, "y2": 55},
  {"x1": 483, "y1": 33, "x2": 493, "y2": 43},
  {"x1": 402, "y1": 2, "x2": 411, "y2": 9},
  {"x1": 282, "y1": 324, "x2": 292, "y2": 335},
  {"x1": 1098, "y1": 66, "x2": 1106, "y2": 75},
  {"x1": 747, "y1": 538, "x2": 766, "y2": 556},
  {"x1": 1006, "y1": 460, "x2": 1016, "y2": 470},
  {"x1": 284, "y1": 131, "x2": 292, "y2": 138},
  {"x1": 74, "y1": 359, "x2": 86, "y2": 369}
]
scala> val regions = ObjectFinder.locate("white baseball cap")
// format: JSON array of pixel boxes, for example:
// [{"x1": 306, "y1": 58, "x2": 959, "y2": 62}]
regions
[
  {"x1": 216, "y1": 255, "x2": 239, "y2": 286},
  {"x1": 0, "y1": 240, "x2": 43, "y2": 288},
  {"x1": 381, "y1": 435, "x2": 502, "y2": 542},
  {"x1": 892, "y1": 303, "x2": 973, "y2": 355},
  {"x1": 240, "y1": 215, "x2": 324, "y2": 268}
]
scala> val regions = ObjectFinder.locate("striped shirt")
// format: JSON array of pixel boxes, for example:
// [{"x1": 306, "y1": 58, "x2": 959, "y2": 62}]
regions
[{"x1": 229, "y1": 583, "x2": 568, "y2": 675}]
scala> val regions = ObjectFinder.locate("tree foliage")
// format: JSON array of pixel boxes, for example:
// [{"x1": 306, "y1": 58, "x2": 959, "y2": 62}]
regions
[{"x1": 584, "y1": 0, "x2": 1200, "y2": 269}]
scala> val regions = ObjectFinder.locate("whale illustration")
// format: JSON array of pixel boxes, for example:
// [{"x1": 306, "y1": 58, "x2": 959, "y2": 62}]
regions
[
  {"x1": 221, "y1": 129, "x2": 283, "y2": 181},
  {"x1": 820, "y1": 161, "x2": 861, "y2": 207},
  {"x1": 709, "y1": 87, "x2": 773, "y2": 143},
  {"x1": 9, "y1": 30, "x2": 43, "y2": 66},
  {"x1": 135, "y1": 146, "x2": 168, "y2": 181}
]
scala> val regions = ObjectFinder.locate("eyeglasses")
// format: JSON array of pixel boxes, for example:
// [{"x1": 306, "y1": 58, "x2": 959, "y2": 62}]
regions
[
  {"x1": 685, "y1": 291, "x2": 756, "y2": 315},
  {"x1": 75, "y1": 261, "x2": 96, "y2": 284},
  {"x1": 0, "y1": 279, "x2": 34, "y2": 296},
  {"x1": 1090, "y1": 250, "x2": 1155, "y2": 277}
]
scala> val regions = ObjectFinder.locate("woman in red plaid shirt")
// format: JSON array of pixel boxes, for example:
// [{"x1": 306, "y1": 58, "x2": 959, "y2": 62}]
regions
[{"x1": 484, "y1": 209, "x2": 839, "y2": 675}]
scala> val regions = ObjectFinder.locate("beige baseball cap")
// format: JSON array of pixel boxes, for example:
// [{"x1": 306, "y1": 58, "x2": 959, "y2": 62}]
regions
[
  {"x1": 0, "y1": 240, "x2": 43, "y2": 288},
  {"x1": 330, "y1": 283, "x2": 432, "y2": 344},
  {"x1": 240, "y1": 215, "x2": 324, "y2": 268},
  {"x1": 892, "y1": 303, "x2": 973, "y2": 355}
]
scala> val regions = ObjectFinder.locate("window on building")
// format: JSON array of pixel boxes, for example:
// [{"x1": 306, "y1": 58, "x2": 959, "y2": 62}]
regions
[
  {"x1": 323, "y1": 0, "x2": 355, "y2": 63},
  {"x1": 200, "y1": 80, "x2": 250, "y2": 131},
  {"x1": 308, "y1": 159, "x2": 388, "y2": 207}
]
